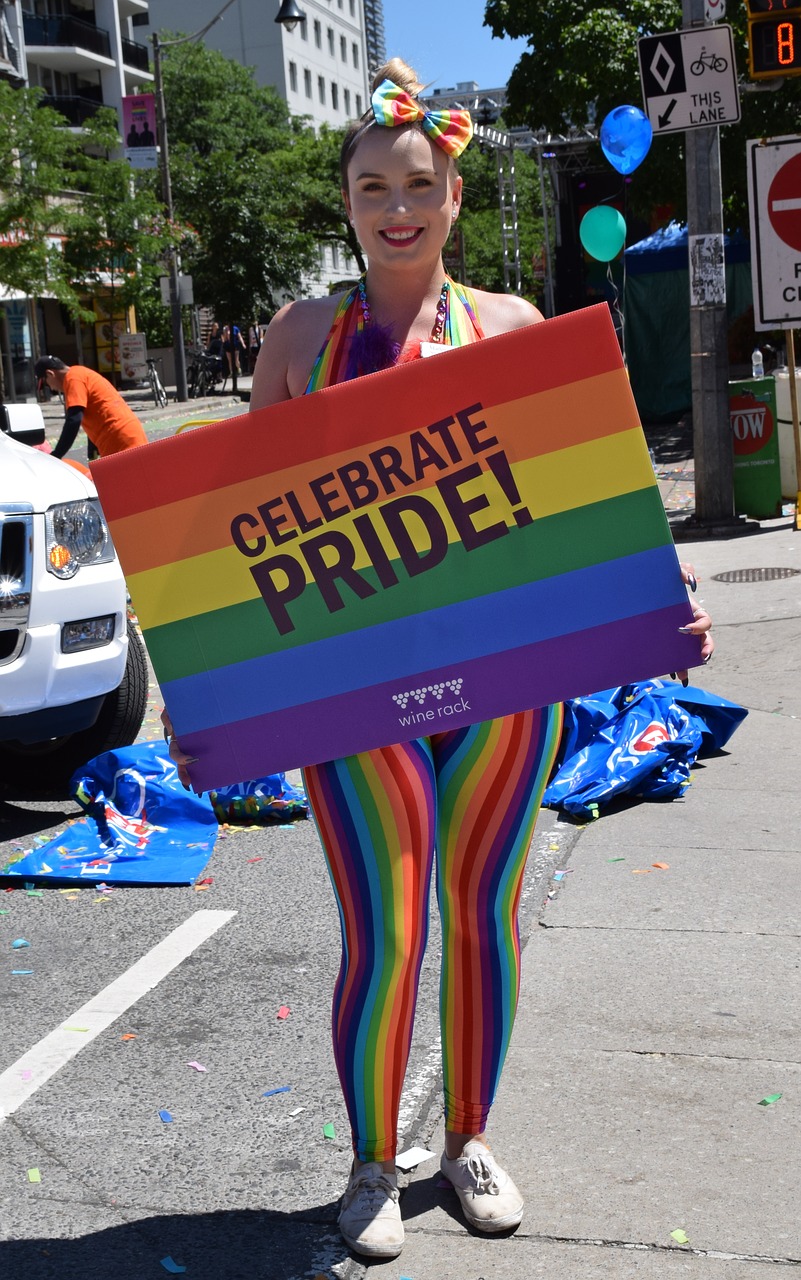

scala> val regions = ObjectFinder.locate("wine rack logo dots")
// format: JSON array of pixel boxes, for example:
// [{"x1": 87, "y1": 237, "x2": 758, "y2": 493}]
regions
[{"x1": 391, "y1": 678, "x2": 464, "y2": 710}]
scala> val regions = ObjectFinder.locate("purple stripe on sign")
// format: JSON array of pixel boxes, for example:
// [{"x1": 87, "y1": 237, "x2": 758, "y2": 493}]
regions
[{"x1": 182, "y1": 604, "x2": 698, "y2": 790}]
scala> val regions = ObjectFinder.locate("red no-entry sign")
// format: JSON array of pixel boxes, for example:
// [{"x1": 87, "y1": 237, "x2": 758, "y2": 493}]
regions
[
  {"x1": 748, "y1": 133, "x2": 801, "y2": 329},
  {"x1": 767, "y1": 151, "x2": 801, "y2": 252}
]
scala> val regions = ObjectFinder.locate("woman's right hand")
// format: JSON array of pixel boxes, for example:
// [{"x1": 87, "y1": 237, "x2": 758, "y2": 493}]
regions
[{"x1": 160, "y1": 709, "x2": 197, "y2": 789}]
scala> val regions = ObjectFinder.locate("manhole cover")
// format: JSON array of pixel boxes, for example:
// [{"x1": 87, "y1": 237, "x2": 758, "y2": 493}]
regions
[{"x1": 712, "y1": 567, "x2": 800, "y2": 583}]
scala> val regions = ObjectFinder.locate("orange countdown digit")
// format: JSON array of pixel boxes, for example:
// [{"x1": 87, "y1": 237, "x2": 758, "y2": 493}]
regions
[{"x1": 777, "y1": 20, "x2": 794, "y2": 61}]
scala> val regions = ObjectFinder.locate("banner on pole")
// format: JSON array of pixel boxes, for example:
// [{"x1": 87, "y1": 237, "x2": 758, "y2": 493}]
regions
[
  {"x1": 121, "y1": 93, "x2": 158, "y2": 170},
  {"x1": 92, "y1": 305, "x2": 699, "y2": 790}
]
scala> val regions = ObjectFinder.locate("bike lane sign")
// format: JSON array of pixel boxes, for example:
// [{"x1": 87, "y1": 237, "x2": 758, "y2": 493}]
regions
[
  {"x1": 637, "y1": 25, "x2": 740, "y2": 135},
  {"x1": 747, "y1": 134, "x2": 801, "y2": 330}
]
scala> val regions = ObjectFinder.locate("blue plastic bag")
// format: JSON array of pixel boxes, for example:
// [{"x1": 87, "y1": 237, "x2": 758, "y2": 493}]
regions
[
  {"x1": 1, "y1": 742, "x2": 217, "y2": 885},
  {"x1": 543, "y1": 680, "x2": 748, "y2": 821}
]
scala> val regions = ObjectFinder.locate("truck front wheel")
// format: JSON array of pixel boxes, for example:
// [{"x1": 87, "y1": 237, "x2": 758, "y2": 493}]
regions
[{"x1": 0, "y1": 620, "x2": 149, "y2": 790}]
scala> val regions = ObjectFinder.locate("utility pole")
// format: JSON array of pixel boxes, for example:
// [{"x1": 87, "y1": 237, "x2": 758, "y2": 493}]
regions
[{"x1": 683, "y1": 0, "x2": 740, "y2": 528}]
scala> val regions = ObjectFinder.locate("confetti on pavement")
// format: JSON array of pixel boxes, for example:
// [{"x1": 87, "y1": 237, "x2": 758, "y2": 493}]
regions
[
  {"x1": 27, "y1": 1168, "x2": 41, "y2": 1183},
  {"x1": 187, "y1": 1061, "x2": 207, "y2": 1072},
  {"x1": 11, "y1": 938, "x2": 30, "y2": 949},
  {"x1": 276, "y1": 1005, "x2": 291, "y2": 1020},
  {"x1": 159, "y1": 1109, "x2": 173, "y2": 1124},
  {"x1": 323, "y1": 1122, "x2": 336, "y2": 1140},
  {"x1": 262, "y1": 1086, "x2": 291, "y2": 1098},
  {"x1": 758, "y1": 1093, "x2": 782, "y2": 1106},
  {"x1": 652, "y1": 862, "x2": 670, "y2": 870},
  {"x1": 395, "y1": 1146, "x2": 435, "y2": 1170},
  {"x1": 670, "y1": 1228, "x2": 690, "y2": 1244},
  {"x1": 160, "y1": 1258, "x2": 186, "y2": 1274}
]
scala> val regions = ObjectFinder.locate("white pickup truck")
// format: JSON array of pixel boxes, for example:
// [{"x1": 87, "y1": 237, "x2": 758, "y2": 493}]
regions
[{"x1": 0, "y1": 403, "x2": 148, "y2": 787}]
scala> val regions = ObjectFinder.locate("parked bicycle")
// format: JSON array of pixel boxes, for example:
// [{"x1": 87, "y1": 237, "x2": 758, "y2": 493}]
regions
[
  {"x1": 145, "y1": 357, "x2": 169, "y2": 408},
  {"x1": 186, "y1": 347, "x2": 225, "y2": 399}
]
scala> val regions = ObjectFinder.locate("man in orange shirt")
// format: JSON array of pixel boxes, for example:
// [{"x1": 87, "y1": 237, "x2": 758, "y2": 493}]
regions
[{"x1": 34, "y1": 356, "x2": 148, "y2": 459}]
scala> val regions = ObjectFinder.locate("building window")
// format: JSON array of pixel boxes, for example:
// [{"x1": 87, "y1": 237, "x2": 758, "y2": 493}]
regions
[
  {"x1": 304, "y1": 68, "x2": 312, "y2": 97},
  {"x1": 352, "y1": 42, "x2": 359, "y2": 69},
  {"x1": 314, "y1": 19, "x2": 321, "y2": 48},
  {"x1": 338, "y1": 0, "x2": 342, "y2": 8},
  {"x1": 355, "y1": 92, "x2": 362, "y2": 115},
  {"x1": 331, "y1": 81, "x2": 338, "y2": 109},
  {"x1": 340, "y1": 34, "x2": 347, "y2": 60},
  {"x1": 343, "y1": 87, "x2": 351, "y2": 115},
  {"x1": 349, "y1": 0, "x2": 355, "y2": 13},
  {"x1": 318, "y1": 75, "x2": 326, "y2": 104},
  {"x1": 332, "y1": 243, "x2": 340, "y2": 270},
  {"x1": 301, "y1": 19, "x2": 307, "y2": 40},
  {"x1": 288, "y1": 61, "x2": 298, "y2": 92},
  {"x1": 327, "y1": 27, "x2": 334, "y2": 56}
]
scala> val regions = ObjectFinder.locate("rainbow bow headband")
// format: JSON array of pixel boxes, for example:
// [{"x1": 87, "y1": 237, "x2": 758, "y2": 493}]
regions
[{"x1": 370, "y1": 79, "x2": 473, "y2": 158}]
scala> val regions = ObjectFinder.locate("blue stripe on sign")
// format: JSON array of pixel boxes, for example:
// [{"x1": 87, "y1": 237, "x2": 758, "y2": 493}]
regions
[{"x1": 163, "y1": 544, "x2": 687, "y2": 734}]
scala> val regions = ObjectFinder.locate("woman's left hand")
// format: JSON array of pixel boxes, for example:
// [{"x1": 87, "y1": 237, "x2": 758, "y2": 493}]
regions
[{"x1": 673, "y1": 562, "x2": 714, "y2": 685}]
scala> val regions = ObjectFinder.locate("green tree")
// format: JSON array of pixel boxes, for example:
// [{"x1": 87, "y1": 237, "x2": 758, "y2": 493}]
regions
[
  {"x1": 159, "y1": 40, "x2": 321, "y2": 323},
  {"x1": 483, "y1": 0, "x2": 801, "y2": 228},
  {"x1": 61, "y1": 108, "x2": 184, "y2": 335},
  {"x1": 0, "y1": 83, "x2": 87, "y2": 319}
]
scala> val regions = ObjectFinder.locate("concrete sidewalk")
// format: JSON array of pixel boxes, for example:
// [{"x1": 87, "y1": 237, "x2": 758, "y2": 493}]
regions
[{"x1": 377, "y1": 523, "x2": 801, "y2": 1279}]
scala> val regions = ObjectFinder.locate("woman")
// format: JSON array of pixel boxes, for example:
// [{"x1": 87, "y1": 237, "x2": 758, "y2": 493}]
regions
[{"x1": 167, "y1": 59, "x2": 713, "y2": 1261}]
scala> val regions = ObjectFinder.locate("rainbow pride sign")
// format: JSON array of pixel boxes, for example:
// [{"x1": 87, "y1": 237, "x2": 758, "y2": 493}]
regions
[{"x1": 93, "y1": 305, "x2": 698, "y2": 790}]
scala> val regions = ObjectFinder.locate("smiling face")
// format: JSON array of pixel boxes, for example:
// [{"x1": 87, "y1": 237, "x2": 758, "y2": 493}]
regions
[{"x1": 343, "y1": 124, "x2": 462, "y2": 271}]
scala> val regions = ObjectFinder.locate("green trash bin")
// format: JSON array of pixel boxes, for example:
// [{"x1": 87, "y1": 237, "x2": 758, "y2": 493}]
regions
[{"x1": 729, "y1": 378, "x2": 783, "y2": 520}]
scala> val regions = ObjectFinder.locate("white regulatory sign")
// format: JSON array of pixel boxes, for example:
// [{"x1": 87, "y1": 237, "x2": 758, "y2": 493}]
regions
[
  {"x1": 747, "y1": 134, "x2": 801, "y2": 331},
  {"x1": 637, "y1": 25, "x2": 740, "y2": 135}
]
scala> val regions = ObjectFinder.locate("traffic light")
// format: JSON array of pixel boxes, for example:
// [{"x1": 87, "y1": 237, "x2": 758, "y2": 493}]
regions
[{"x1": 746, "y1": 0, "x2": 801, "y2": 79}]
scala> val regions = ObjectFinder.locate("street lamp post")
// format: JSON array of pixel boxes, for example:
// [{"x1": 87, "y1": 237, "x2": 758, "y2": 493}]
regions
[{"x1": 151, "y1": 0, "x2": 307, "y2": 402}]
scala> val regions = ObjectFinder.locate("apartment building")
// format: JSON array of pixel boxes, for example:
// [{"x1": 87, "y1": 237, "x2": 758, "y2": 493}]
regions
[
  {"x1": 0, "y1": 1, "x2": 153, "y2": 397},
  {"x1": 144, "y1": 0, "x2": 371, "y2": 293},
  {"x1": 4, "y1": 0, "x2": 152, "y2": 125}
]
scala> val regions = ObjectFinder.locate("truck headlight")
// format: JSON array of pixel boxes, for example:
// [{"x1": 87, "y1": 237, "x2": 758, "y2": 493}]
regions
[{"x1": 45, "y1": 499, "x2": 115, "y2": 579}]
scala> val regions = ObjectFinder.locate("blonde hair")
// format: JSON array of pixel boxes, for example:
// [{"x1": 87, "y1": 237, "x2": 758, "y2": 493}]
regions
[{"x1": 340, "y1": 58, "x2": 447, "y2": 191}]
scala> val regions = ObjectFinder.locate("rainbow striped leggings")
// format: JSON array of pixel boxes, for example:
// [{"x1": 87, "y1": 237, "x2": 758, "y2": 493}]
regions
[{"x1": 303, "y1": 705, "x2": 562, "y2": 1162}]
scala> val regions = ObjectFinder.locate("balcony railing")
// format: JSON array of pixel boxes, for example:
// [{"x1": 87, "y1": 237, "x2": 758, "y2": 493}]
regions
[
  {"x1": 22, "y1": 13, "x2": 112, "y2": 60},
  {"x1": 120, "y1": 36, "x2": 149, "y2": 74},
  {"x1": 41, "y1": 93, "x2": 104, "y2": 127}
]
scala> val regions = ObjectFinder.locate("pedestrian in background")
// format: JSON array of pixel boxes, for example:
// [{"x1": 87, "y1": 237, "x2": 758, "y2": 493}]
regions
[
  {"x1": 34, "y1": 356, "x2": 147, "y2": 460},
  {"x1": 222, "y1": 324, "x2": 245, "y2": 377}
]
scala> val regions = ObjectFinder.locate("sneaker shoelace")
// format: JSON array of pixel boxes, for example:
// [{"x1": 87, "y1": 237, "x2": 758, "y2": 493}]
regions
[
  {"x1": 347, "y1": 1170, "x2": 399, "y2": 1212},
  {"x1": 465, "y1": 1148, "x2": 501, "y2": 1196}
]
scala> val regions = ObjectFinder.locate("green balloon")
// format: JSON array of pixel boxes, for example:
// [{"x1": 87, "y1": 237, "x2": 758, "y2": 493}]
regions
[{"x1": 579, "y1": 206, "x2": 627, "y2": 262}]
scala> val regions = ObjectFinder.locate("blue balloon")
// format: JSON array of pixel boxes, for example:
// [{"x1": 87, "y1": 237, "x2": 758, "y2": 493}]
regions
[{"x1": 600, "y1": 105, "x2": 653, "y2": 175}]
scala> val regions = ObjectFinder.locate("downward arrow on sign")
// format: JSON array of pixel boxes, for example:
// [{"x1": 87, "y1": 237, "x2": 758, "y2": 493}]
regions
[{"x1": 658, "y1": 98, "x2": 677, "y2": 128}]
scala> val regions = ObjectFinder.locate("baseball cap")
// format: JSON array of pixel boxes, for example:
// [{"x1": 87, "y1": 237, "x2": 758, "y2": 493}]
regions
[{"x1": 34, "y1": 355, "x2": 67, "y2": 391}]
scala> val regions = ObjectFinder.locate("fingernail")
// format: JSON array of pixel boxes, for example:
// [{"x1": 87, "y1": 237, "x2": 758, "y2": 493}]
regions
[
  {"x1": 678, "y1": 626, "x2": 693, "y2": 634},
  {"x1": 688, "y1": 574, "x2": 697, "y2": 591},
  {"x1": 669, "y1": 672, "x2": 677, "y2": 680},
  {"x1": 681, "y1": 676, "x2": 689, "y2": 687},
  {"x1": 702, "y1": 654, "x2": 711, "y2": 664}
]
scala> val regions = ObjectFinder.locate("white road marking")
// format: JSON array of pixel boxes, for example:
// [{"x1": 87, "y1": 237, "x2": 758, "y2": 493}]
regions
[{"x1": 0, "y1": 909, "x2": 236, "y2": 1124}]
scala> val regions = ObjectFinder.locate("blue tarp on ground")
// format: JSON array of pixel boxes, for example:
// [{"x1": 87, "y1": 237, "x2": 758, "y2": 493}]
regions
[
  {"x1": 2, "y1": 742, "x2": 218, "y2": 885},
  {"x1": 543, "y1": 679, "x2": 748, "y2": 821}
]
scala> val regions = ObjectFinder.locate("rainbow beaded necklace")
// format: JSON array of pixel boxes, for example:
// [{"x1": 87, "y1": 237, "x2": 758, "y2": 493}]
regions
[{"x1": 304, "y1": 275, "x2": 483, "y2": 393}]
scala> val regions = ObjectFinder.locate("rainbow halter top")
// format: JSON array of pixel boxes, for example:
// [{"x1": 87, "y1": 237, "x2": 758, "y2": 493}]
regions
[{"x1": 304, "y1": 277, "x2": 484, "y2": 394}]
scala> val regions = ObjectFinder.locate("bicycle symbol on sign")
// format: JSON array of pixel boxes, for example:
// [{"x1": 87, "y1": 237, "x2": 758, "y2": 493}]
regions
[{"x1": 690, "y1": 46, "x2": 728, "y2": 75}]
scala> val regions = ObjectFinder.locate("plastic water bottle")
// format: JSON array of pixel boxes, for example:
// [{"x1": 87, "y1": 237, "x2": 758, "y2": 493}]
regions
[{"x1": 751, "y1": 347, "x2": 764, "y2": 378}]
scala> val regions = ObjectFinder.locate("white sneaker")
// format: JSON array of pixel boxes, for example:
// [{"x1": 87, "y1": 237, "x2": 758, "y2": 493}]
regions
[
  {"x1": 338, "y1": 1162, "x2": 404, "y2": 1258},
  {"x1": 440, "y1": 1140, "x2": 524, "y2": 1232}
]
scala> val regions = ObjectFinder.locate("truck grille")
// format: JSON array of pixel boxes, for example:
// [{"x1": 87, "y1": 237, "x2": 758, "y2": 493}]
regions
[{"x1": 0, "y1": 505, "x2": 33, "y2": 665}]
